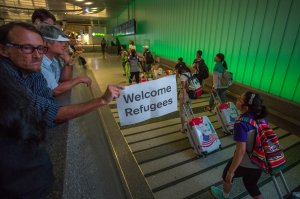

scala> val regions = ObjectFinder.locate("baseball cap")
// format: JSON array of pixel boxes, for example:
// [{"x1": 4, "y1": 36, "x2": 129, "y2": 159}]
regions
[
  {"x1": 143, "y1": 45, "x2": 149, "y2": 49},
  {"x1": 38, "y1": 24, "x2": 69, "y2": 42}
]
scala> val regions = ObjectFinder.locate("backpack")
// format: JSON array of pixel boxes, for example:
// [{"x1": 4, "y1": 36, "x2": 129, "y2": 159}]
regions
[
  {"x1": 128, "y1": 56, "x2": 141, "y2": 72},
  {"x1": 145, "y1": 51, "x2": 154, "y2": 64},
  {"x1": 183, "y1": 73, "x2": 203, "y2": 99},
  {"x1": 221, "y1": 71, "x2": 233, "y2": 87},
  {"x1": 196, "y1": 60, "x2": 209, "y2": 79},
  {"x1": 237, "y1": 117, "x2": 286, "y2": 174}
]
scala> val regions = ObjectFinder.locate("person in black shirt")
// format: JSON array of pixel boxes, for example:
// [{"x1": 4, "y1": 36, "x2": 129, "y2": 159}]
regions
[
  {"x1": 116, "y1": 38, "x2": 121, "y2": 55},
  {"x1": 101, "y1": 37, "x2": 107, "y2": 58},
  {"x1": 0, "y1": 70, "x2": 54, "y2": 199},
  {"x1": 142, "y1": 46, "x2": 154, "y2": 73},
  {"x1": 192, "y1": 50, "x2": 208, "y2": 87},
  {"x1": 175, "y1": 57, "x2": 187, "y2": 71}
]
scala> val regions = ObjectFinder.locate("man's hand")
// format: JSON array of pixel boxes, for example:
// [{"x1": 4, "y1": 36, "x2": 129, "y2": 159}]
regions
[
  {"x1": 60, "y1": 50, "x2": 72, "y2": 65},
  {"x1": 77, "y1": 76, "x2": 92, "y2": 87},
  {"x1": 100, "y1": 85, "x2": 124, "y2": 105}
]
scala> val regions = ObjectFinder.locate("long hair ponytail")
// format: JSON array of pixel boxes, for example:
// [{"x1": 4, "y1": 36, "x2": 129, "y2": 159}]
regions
[
  {"x1": 216, "y1": 53, "x2": 228, "y2": 70},
  {"x1": 243, "y1": 91, "x2": 267, "y2": 119}
]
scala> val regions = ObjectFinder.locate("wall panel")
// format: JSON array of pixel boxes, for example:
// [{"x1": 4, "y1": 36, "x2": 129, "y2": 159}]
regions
[
  {"x1": 243, "y1": 0, "x2": 261, "y2": 85},
  {"x1": 231, "y1": 0, "x2": 248, "y2": 81},
  {"x1": 277, "y1": 0, "x2": 300, "y2": 101},
  {"x1": 269, "y1": 0, "x2": 295, "y2": 96},
  {"x1": 225, "y1": 1, "x2": 240, "y2": 73},
  {"x1": 260, "y1": 0, "x2": 291, "y2": 92},
  {"x1": 251, "y1": 0, "x2": 278, "y2": 89},
  {"x1": 238, "y1": 0, "x2": 255, "y2": 83},
  {"x1": 200, "y1": 0, "x2": 209, "y2": 64},
  {"x1": 217, "y1": 0, "x2": 226, "y2": 54},
  {"x1": 223, "y1": 0, "x2": 233, "y2": 59},
  {"x1": 112, "y1": 0, "x2": 300, "y2": 103}
]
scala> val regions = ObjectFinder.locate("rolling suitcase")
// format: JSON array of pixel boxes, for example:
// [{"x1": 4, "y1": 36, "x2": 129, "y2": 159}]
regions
[
  {"x1": 212, "y1": 92, "x2": 239, "y2": 134},
  {"x1": 183, "y1": 103, "x2": 221, "y2": 156}
]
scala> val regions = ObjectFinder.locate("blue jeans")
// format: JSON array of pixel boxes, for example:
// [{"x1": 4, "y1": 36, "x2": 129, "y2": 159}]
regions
[{"x1": 208, "y1": 88, "x2": 227, "y2": 108}]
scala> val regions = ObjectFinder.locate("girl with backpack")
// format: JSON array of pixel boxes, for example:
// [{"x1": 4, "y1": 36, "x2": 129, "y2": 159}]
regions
[
  {"x1": 211, "y1": 91, "x2": 267, "y2": 199},
  {"x1": 205, "y1": 53, "x2": 228, "y2": 112},
  {"x1": 143, "y1": 46, "x2": 154, "y2": 74},
  {"x1": 127, "y1": 49, "x2": 141, "y2": 84},
  {"x1": 175, "y1": 58, "x2": 192, "y2": 133},
  {"x1": 192, "y1": 50, "x2": 208, "y2": 87}
]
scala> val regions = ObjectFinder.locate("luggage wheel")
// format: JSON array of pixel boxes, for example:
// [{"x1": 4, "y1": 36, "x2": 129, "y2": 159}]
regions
[
  {"x1": 219, "y1": 145, "x2": 222, "y2": 150},
  {"x1": 223, "y1": 131, "x2": 232, "y2": 136},
  {"x1": 201, "y1": 152, "x2": 207, "y2": 158}
]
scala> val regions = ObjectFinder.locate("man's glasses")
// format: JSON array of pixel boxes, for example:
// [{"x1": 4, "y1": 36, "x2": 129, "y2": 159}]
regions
[{"x1": 6, "y1": 43, "x2": 48, "y2": 54}]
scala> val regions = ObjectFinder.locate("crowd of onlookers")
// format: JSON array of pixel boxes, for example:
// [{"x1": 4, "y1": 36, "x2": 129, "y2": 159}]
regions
[{"x1": 0, "y1": 8, "x2": 123, "y2": 198}]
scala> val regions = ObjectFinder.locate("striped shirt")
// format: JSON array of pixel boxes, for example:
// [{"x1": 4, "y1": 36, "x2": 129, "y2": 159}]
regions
[{"x1": 0, "y1": 57, "x2": 59, "y2": 127}]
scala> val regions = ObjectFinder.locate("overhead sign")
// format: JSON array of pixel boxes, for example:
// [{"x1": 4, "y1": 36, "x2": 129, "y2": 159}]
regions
[{"x1": 116, "y1": 75, "x2": 178, "y2": 126}]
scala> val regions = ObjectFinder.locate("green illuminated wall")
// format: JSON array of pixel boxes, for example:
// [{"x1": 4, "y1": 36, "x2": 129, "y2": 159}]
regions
[{"x1": 108, "y1": 0, "x2": 300, "y2": 103}]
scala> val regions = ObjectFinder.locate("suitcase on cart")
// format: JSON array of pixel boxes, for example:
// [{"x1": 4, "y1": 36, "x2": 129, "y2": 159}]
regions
[
  {"x1": 183, "y1": 103, "x2": 221, "y2": 156},
  {"x1": 212, "y1": 92, "x2": 240, "y2": 134}
]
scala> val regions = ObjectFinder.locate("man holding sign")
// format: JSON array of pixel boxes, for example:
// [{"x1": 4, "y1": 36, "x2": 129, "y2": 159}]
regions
[{"x1": 117, "y1": 75, "x2": 178, "y2": 126}]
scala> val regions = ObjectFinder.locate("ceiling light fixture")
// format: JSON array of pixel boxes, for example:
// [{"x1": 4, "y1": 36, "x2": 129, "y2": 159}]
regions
[
  {"x1": 84, "y1": 2, "x2": 93, "y2": 5},
  {"x1": 75, "y1": 0, "x2": 84, "y2": 2}
]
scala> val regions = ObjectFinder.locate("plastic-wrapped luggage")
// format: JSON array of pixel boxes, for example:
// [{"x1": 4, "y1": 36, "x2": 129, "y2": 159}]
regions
[
  {"x1": 183, "y1": 103, "x2": 221, "y2": 156},
  {"x1": 212, "y1": 92, "x2": 239, "y2": 134}
]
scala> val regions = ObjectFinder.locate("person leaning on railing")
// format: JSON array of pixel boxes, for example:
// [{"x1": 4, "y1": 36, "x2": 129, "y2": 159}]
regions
[{"x1": 0, "y1": 22, "x2": 123, "y2": 128}]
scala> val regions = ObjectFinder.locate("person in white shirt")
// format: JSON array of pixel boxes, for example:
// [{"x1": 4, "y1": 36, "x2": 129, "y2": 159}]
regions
[
  {"x1": 128, "y1": 40, "x2": 136, "y2": 54},
  {"x1": 175, "y1": 57, "x2": 192, "y2": 133},
  {"x1": 38, "y1": 24, "x2": 92, "y2": 96}
]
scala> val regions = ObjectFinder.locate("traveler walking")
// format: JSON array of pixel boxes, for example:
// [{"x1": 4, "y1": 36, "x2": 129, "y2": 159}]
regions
[
  {"x1": 210, "y1": 91, "x2": 266, "y2": 199},
  {"x1": 175, "y1": 58, "x2": 192, "y2": 133},
  {"x1": 205, "y1": 53, "x2": 228, "y2": 112},
  {"x1": 128, "y1": 49, "x2": 141, "y2": 84}
]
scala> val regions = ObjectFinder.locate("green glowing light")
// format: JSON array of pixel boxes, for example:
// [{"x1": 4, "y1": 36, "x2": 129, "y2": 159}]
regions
[{"x1": 92, "y1": 32, "x2": 105, "y2": 37}]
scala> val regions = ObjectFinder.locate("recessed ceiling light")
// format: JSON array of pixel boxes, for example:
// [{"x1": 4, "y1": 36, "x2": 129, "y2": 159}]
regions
[
  {"x1": 84, "y1": 2, "x2": 93, "y2": 5},
  {"x1": 91, "y1": 7, "x2": 98, "y2": 10},
  {"x1": 75, "y1": 0, "x2": 84, "y2": 1}
]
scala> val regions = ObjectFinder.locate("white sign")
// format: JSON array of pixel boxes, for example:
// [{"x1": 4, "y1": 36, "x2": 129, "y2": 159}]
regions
[{"x1": 116, "y1": 75, "x2": 178, "y2": 126}]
